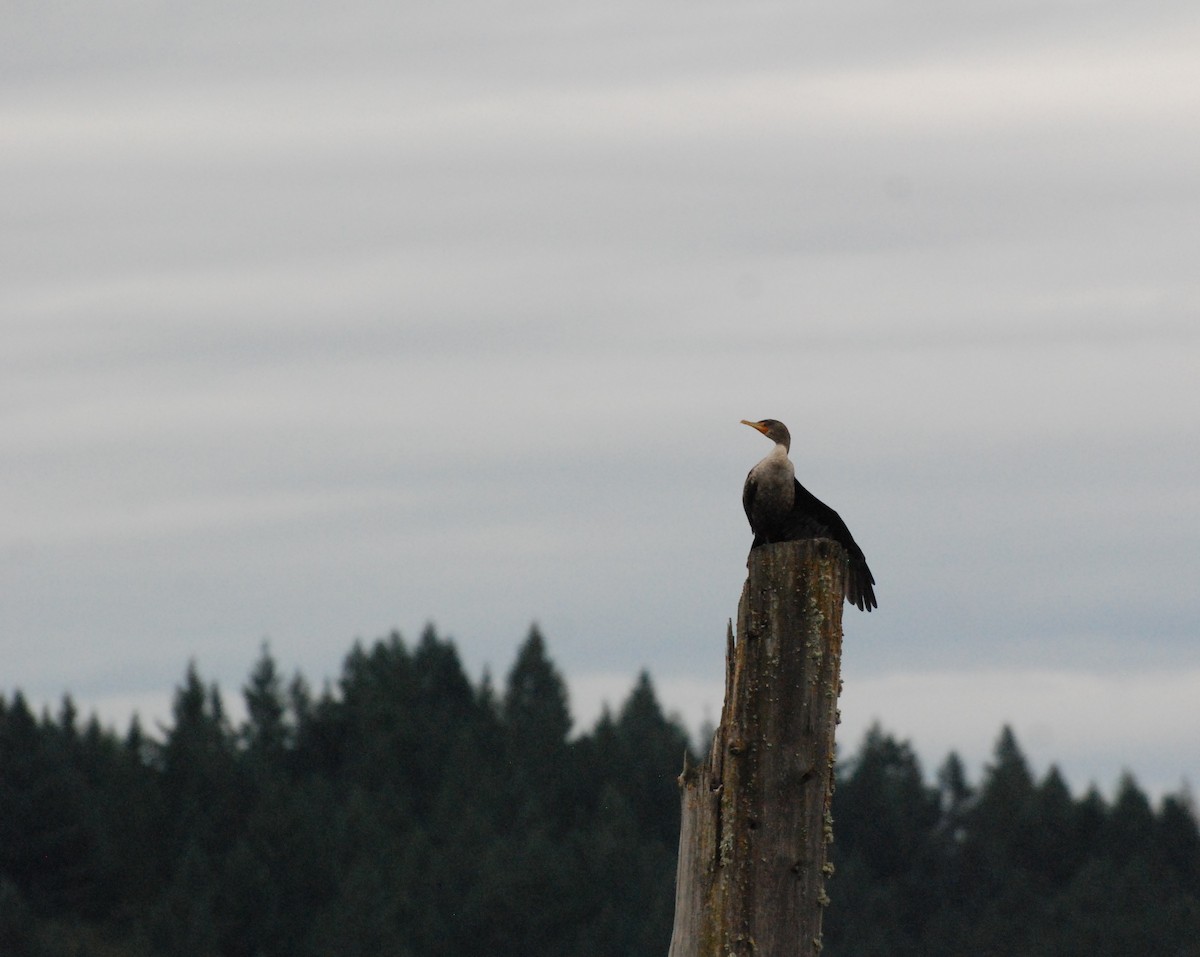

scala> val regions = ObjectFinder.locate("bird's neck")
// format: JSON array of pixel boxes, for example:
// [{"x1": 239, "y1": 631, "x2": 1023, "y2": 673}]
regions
[
  {"x1": 767, "y1": 442, "x2": 791, "y2": 463},
  {"x1": 755, "y1": 442, "x2": 794, "y2": 482}
]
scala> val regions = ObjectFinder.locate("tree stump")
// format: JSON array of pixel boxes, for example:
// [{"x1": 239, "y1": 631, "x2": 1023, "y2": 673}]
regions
[{"x1": 668, "y1": 539, "x2": 846, "y2": 957}]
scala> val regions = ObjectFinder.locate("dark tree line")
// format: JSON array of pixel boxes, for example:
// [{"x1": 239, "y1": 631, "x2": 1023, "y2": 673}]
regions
[
  {"x1": 826, "y1": 724, "x2": 1200, "y2": 956},
  {"x1": 1, "y1": 625, "x2": 1198, "y2": 956}
]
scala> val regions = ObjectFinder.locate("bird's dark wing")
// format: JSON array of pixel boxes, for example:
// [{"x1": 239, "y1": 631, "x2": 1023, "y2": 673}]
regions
[
  {"x1": 742, "y1": 470, "x2": 757, "y2": 525},
  {"x1": 742, "y1": 470, "x2": 769, "y2": 547},
  {"x1": 783, "y1": 480, "x2": 877, "y2": 612}
]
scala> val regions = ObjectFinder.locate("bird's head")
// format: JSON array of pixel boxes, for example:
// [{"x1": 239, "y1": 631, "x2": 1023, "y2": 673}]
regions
[{"x1": 741, "y1": 418, "x2": 791, "y2": 450}]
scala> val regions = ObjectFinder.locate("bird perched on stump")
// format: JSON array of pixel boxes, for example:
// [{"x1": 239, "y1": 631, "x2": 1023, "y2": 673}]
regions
[{"x1": 741, "y1": 418, "x2": 877, "y2": 612}]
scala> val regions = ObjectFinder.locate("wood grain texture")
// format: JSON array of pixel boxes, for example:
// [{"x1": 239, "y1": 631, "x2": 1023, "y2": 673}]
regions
[{"x1": 668, "y1": 540, "x2": 846, "y2": 957}]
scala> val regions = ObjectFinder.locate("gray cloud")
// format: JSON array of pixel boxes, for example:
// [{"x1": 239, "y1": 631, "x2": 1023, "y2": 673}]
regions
[{"x1": 3, "y1": 0, "x2": 1198, "y2": 794}]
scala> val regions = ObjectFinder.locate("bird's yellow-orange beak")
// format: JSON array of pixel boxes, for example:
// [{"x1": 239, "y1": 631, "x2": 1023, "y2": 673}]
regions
[{"x1": 740, "y1": 419, "x2": 769, "y2": 435}]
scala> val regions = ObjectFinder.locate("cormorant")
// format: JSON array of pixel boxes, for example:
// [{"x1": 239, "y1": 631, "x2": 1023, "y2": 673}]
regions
[{"x1": 741, "y1": 418, "x2": 877, "y2": 612}]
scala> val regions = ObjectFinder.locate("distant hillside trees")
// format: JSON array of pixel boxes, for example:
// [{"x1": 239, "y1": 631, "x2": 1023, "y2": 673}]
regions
[
  {"x1": 826, "y1": 723, "x2": 1200, "y2": 956},
  {"x1": 0, "y1": 626, "x2": 1197, "y2": 956}
]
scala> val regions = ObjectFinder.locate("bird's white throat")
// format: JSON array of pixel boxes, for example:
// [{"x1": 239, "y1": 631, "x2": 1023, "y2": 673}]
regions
[{"x1": 751, "y1": 442, "x2": 795, "y2": 485}]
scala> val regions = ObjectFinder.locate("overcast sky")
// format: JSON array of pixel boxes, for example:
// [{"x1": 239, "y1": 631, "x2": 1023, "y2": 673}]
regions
[{"x1": 4, "y1": 0, "x2": 1198, "y2": 798}]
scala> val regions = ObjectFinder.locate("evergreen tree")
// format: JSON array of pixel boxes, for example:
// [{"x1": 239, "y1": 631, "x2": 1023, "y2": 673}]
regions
[
  {"x1": 502, "y1": 625, "x2": 573, "y2": 821},
  {"x1": 1071, "y1": 784, "x2": 1108, "y2": 862},
  {"x1": 410, "y1": 624, "x2": 485, "y2": 818},
  {"x1": 834, "y1": 724, "x2": 939, "y2": 880},
  {"x1": 1106, "y1": 772, "x2": 1156, "y2": 863},
  {"x1": 0, "y1": 693, "x2": 95, "y2": 916},
  {"x1": 1028, "y1": 765, "x2": 1078, "y2": 885},
  {"x1": 1157, "y1": 792, "x2": 1200, "y2": 890},
  {"x1": 611, "y1": 672, "x2": 690, "y2": 845},
  {"x1": 826, "y1": 724, "x2": 940, "y2": 955},
  {"x1": 157, "y1": 663, "x2": 240, "y2": 886},
  {"x1": 978, "y1": 725, "x2": 1035, "y2": 815},
  {"x1": 337, "y1": 632, "x2": 420, "y2": 799},
  {"x1": 242, "y1": 642, "x2": 289, "y2": 762},
  {"x1": 503, "y1": 625, "x2": 572, "y2": 750}
]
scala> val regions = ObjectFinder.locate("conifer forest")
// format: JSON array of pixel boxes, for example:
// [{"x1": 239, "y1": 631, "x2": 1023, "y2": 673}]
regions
[{"x1": 2, "y1": 626, "x2": 1198, "y2": 956}]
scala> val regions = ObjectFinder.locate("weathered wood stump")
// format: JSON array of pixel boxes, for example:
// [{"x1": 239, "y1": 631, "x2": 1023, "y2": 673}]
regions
[{"x1": 668, "y1": 539, "x2": 846, "y2": 957}]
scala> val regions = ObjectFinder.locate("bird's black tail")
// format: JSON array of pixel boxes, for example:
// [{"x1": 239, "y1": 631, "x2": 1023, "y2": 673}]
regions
[{"x1": 846, "y1": 558, "x2": 877, "y2": 612}]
